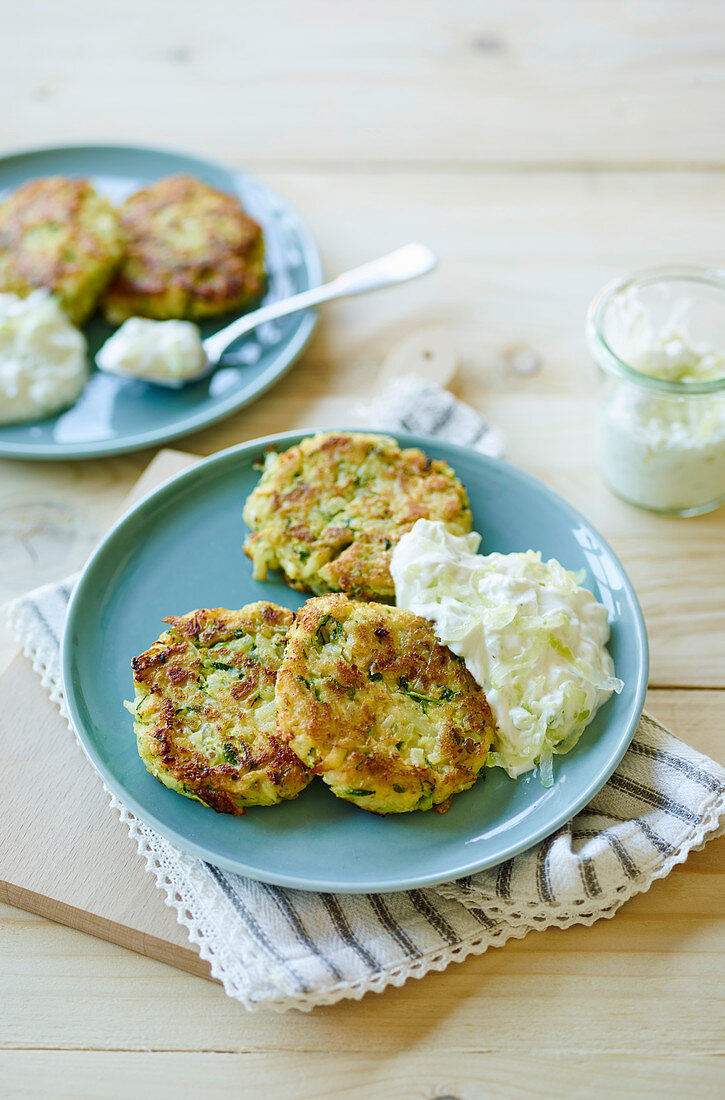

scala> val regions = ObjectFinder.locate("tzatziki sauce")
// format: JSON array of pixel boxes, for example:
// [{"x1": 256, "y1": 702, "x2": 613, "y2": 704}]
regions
[
  {"x1": 97, "y1": 317, "x2": 207, "y2": 386},
  {"x1": 0, "y1": 290, "x2": 88, "y2": 425},
  {"x1": 391, "y1": 519, "x2": 622, "y2": 784},
  {"x1": 594, "y1": 285, "x2": 725, "y2": 514}
]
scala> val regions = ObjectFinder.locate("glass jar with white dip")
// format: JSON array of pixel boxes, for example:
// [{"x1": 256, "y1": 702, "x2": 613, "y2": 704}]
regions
[{"x1": 586, "y1": 267, "x2": 725, "y2": 516}]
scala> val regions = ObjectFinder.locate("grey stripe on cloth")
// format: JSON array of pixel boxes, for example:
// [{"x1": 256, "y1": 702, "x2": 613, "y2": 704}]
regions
[
  {"x1": 319, "y1": 894, "x2": 382, "y2": 973},
  {"x1": 628, "y1": 739, "x2": 725, "y2": 794},
  {"x1": 578, "y1": 858, "x2": 602, "y2": 899},
  {"x1": 536, "y1": 837, "x2": 557, "y2": 905},
  {"x1": 5, "y1": 377, "x2": 725, "y2": 1012},
  {"x1": 408, "y1": 890, "x2": 461, "y2": 946},
  {"x1": 366, "y1": 893, "x2": 422, "y2": 960},
  {"x1": 606, "y1": 773, "x2": 701, "y2": 826},
  {"x1": 456, "y1": 902, "x2": 498, "y2": 931},
  {"x1": 495, "y1": 860, "x2": 514, "y2": 900},
  {"x1": 260, "y1": 883, "x2": 345, "y2": 983},
  {"x1": 29, "y1": 599, "x2": 61, "y2": 649},
  {"x1": 632, "y1": 816, "x2": 676, "y2": 856},
  {"x1": 606, "y1": 834, "x2": 639, "y2": 881},
  {"x1": 206, "y1": 866, "x2": 311, "y2": 994}
]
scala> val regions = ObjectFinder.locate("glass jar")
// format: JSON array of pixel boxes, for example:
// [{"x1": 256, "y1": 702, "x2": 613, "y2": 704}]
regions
[{"x1": 587, "y1": 267, "x2": 725, "y2": 516}]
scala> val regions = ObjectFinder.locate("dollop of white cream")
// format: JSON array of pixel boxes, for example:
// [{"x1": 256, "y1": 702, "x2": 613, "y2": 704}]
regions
[
  {"x1": 391, "y1": 519, "x2": 623, "y2": 783},
  {"x1": 97, "y1": 317, "x2": 207, "y2": 386},
  {"x1": 0, "y1": 291, "x2": 88, "y2": 425},
  {"x1": 598, "y1": 287, "x2": 725, "y2": 512}
]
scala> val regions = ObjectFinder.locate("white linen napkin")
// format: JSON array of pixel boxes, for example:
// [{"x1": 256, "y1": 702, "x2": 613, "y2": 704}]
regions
[{"x1": 7, "y1": 376, "x2": 725, "y2": 1012}]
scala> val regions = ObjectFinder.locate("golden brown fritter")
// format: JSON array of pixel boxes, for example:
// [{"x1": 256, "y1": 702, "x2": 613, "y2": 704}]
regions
[
  {"x1": 102, "y1": 174, "x2": 265, "y2": 323},
  {"x1": 0, "y1": 175, "x2": 122, "y2": 324},
  {"x1": 276, "y1": 595, "x2": 495, "y2": 813},
  {"x1": 243, "y1": 432, "x2": 472, "y2": 602},
  {"x1": 126, "y1": 603, "x2": 310, "y2": 814}
]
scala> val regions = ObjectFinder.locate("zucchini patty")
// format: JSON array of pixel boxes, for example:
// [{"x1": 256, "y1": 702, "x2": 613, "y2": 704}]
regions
[
  {"x1": 243, "y1": 432, "x2": 472, "y2": 601},
  {"x1": 127, "y1": 603, "x2": 310, "y2": 813},
  {"x1": 276, "y1": 595, "x2": 495, "y2": 813},
  {"x1": 0, "y1": 175, "x2": 122, "y2": 324},
  {"x1": 103, "y1": 174, "x2": 265, "y2": 323}
]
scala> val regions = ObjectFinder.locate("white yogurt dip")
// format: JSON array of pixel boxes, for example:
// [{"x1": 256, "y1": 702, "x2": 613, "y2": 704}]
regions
[
  {"x1": 97, "y1": 317, "x2": 207, "y2": 387},
  {"x1": 391, "y1": 519, "x2": 622, "y2": 784},
  {"x1": 591, "y1": 280, "x2": 725, "y2": 514},
  {"x1": 0, "y1": 291, "x2": 88, "y2": 425},
  {"x1": 598, "y1": 379, "x2": 725, "y2": 513}
]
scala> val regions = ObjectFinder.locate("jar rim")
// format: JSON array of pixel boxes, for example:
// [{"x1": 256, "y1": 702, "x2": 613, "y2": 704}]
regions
[{"x1": 586, "y1": 265, "x2": 725, "y2": 396}]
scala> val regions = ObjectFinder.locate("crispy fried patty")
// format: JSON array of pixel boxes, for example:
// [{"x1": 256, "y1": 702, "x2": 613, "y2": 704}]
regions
[
  {"x1": 127, "y1": 603, "x2": 310, "y2": 813},
  {"x1": 0, "y1": 175, "x2": 122, "y2": 324},
  {"x1": 102, "y1": 174, "x2": 265, "y2": 323},
  {"x1": 243, "y1": 432, "x2": 472, "y2": 602},
  {"x1": 276, "y1": 595, "x2": 495, "y2": 813}
]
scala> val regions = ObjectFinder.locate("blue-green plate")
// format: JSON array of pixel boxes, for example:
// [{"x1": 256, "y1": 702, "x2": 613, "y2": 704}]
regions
[
  {"x1": 0, "y1": 144, "x2": 321, "y2": 460},
  {"x1": 62, "y1": 431, "x2": 648, "y2": 893}
]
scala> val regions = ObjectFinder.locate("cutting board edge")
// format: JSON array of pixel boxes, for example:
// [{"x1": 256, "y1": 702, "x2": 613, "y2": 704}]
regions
[{"x1": 0, "y1": 877, "x2": 215, "y2": 983}]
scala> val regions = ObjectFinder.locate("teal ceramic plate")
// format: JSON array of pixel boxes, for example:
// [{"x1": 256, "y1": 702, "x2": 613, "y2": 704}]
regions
[
  {"x1": 0, "y1": 144, "x2": 321, "y2": 460},
  {"x1": 62, "y1": 431, "x2": 648, "y2": 893}
]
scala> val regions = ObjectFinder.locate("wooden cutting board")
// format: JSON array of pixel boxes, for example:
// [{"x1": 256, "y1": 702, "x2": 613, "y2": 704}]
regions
[{"x1": 0, "y1": 449, "x2": 215, "y2": 982}]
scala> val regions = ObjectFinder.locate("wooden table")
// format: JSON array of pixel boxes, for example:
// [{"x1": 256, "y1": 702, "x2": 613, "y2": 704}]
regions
[{"x1": 2, "y1": 3, "x2": 724, "y2": 1096}]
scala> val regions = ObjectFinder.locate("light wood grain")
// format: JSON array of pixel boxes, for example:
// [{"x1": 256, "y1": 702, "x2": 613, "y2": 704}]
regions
[
  {"x1": 0, "y1": 652, "x2": 209, "y2": 978},
  {"x1": 4, "y1": 1, "x2": 725, "y2": 168},
  {"x1": 1, "y1": 1050, "x2": 723, "y2": 1100},
  {"x1": 3, "y1": 456, "x2": 237, "y2": 982},
  {"x1": 0, "y1": 452, "x2": 209, "y2": 975}
]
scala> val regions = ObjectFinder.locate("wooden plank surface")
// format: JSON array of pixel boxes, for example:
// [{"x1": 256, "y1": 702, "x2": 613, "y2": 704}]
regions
[
  {"x1": 0, "y1": 649, "x2": 210, "y2": 979},
  {"x1": 2, "y1": 1, "x2": 725, "y2": 1096},
  {"x1": 4, "y1": 1, "x2": 725, "y2": 168},
  {"x1": 1, "y1": 1051, "x2": 723, "y2": 1100},
  {"x1": 0, "y1": 452, "x2": 210, "y2": 977}
]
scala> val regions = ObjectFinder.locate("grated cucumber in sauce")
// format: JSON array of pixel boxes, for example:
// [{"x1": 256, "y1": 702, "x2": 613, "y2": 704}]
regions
[{"x1": 391, "y1": 520, "x2": 623, "y2": 785}]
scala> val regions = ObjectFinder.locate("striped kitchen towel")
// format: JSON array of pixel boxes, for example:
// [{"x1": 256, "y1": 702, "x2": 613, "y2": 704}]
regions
[{"x1": 7, "y1": 378, "x2": 725, "y2": 1012}]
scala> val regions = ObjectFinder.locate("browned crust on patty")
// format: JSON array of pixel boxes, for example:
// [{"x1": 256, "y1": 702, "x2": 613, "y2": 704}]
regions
[
  {"x1": 102, "y1": 174, "x2": 265, "y2": 322},
  {"x1": 129, "y1": 603, "x2": 310, "y2": 814},
  {"x1": 275, "y1": 595, "x2": 495, "y2": 813},
  {"x1": 0, "y1": 175, "x2": 122, "y2": 323},
  {"x1": 243, "y1": 432, "x2": 472, "y2": 601}
]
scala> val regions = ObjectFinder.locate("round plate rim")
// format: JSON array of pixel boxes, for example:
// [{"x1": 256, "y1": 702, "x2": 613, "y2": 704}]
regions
[
  {"x1": 0, "y1": 142, "x2": 322, "y2": 460},
  {"x1": 61, "y1": 429, "x2": 649, "y2": 892}
]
